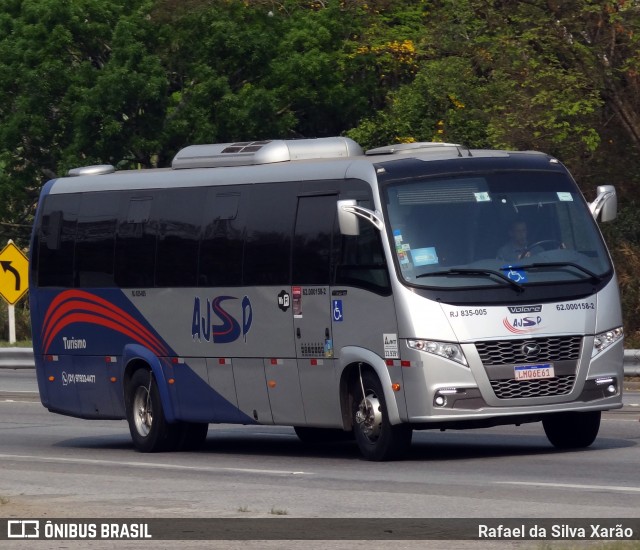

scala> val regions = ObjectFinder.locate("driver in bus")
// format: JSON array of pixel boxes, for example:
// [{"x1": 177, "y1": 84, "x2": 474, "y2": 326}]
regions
[{"x1": 497, "y1": 219, "x2": 539, "y2": 261}]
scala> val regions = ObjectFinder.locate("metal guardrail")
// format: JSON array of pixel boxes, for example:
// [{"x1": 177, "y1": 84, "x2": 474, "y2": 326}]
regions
[
  {"x1": 623, "y1": 349, "x2": 640, "y2": 376},
  {"x1": 1, "y1": 347, "x2": 640, "y2": 374},
  {"x1": 0, "y1": 347, "x2": 36, "y2": 369}
]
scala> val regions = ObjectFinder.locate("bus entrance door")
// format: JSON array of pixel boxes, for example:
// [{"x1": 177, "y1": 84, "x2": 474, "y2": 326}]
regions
[{"x1": 291, "y1": 195, "x2": 342, "y2": 427}]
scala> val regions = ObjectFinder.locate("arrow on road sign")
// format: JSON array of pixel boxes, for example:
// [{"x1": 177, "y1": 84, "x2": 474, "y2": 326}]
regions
[{"x1": 0, "y1": 260, "x2": 21, "y2": 291}]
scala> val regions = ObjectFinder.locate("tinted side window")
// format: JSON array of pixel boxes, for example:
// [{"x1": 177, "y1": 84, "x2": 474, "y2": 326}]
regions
[
  {"x1": 292, "y1": 195, "x2": 336, "y2": 284},
  {"x1": 74, "y1": 192, "x2": 118, "y2": 287},
  {"x1": 36, "y1": 194, "x2": 80, "y2": 287},
  {"x1": 243, "y1": 184, "x2": 296, "y2": 285},
  {"x1": 199, "y1": 189, "x2": 244, "y2": 287},
  {"x1": 115, "y1": 195, "x2": 157, "y2": 287},
  {"x1": 335, "y1": 201, "x2": 391, "y2": 295},
  {"x1": 155, "y1": 188, "x2": 205, "y2": 287}
]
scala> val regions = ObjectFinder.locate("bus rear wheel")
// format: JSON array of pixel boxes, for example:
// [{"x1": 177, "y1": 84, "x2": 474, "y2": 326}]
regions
[
  {"x1": 351, "y1": 370, "x2": 411, "y2": 461},
  {"x1": 542, "y1": 411, "x2": 601, "y2": 449},
  {"x1": 126, "y1": 369, "x2": 181, "y2": 452}
]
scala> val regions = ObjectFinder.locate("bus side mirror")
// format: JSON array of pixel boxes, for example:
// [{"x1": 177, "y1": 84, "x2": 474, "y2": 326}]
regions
[
  {"x1": 337, "y1": 200, "x2": 385, "y2": 235},
  {"x1": 337, "y1": 200, "x2": 360, "y2": 236},
  {"x1": 589, "y1": 185, "x2": 617, "y2": 222}
]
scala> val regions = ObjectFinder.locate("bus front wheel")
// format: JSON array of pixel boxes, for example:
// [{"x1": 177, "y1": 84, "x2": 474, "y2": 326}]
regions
[
  {"x1": 542, "y1": 410, "x2": 601, "y2": 449},
  {"x1": 351, "y1": 370, "x2": 411, "y2": 461},
  {"x1": 126, "y1": 369, "x2": 180, "y2": 452}
]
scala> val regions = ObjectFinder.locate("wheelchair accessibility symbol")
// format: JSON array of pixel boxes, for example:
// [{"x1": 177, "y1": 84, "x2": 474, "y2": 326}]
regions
[
  {"x1": 503, "y1": 268, "x2": 528, "y2": 283},
  {"x1": 333, "y1": 300, "x2": 344, "y2": 322}
]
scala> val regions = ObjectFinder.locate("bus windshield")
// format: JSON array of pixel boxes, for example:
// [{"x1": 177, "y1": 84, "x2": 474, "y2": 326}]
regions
[{"x1": 382, "y1": 171, "x2": 612, "y2": 289}]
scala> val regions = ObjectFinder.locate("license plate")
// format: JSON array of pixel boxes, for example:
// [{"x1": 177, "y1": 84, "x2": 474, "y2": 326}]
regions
[{"x1": 514, "y1": 364, "x2": 555, "y2": 381}]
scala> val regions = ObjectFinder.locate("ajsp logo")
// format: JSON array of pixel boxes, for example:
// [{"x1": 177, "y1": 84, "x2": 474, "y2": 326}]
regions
[
  {"x1": 192, "y1": 295, "x2": 253, "y2": 343},
  {"x1": 503, "y1": 315, "x2": 543, "y2": 335}
]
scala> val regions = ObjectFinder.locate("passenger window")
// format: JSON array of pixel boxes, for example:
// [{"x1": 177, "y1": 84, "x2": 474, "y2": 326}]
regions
[
  {"x1": 199, "y1": 190, "x2": 244, "y2": 287},
  {"x1": 115, "y1": 196, "x2": 157, "y2": 287},
  {"x1": 243, "y1": 184, "x2": 296, "y2": 285},
  {"x1": 292, "y1": 195, "x2": 337, "y2": 284},
  {"x1": 155, "y1": 188, "x2": 205, "y2": 287},
  {"x1": 74, "y1": 192, "x2": 118, "y2": 287},
  {"x1": 36, "y1": 194, "x2": 80, "y2": 287}
]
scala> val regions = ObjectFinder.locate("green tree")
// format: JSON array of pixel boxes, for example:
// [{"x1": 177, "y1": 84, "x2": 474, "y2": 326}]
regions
[{"x1": 0, "y1": 0, "x2": 162, "y2": 244}]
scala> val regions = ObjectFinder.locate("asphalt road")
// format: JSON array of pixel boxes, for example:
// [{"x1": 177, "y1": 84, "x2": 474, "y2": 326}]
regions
[{"x1": 0, "y1": 369, "x2": 638, "y2": 549}]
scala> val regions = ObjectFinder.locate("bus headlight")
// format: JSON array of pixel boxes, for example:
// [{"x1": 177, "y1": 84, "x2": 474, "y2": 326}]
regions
[
  {"x1": 593, "y1": 327, "x2": 623, "y2": 356},
  {"x1": 407, "y1": 339, "x2": 468, "y2": 366}
]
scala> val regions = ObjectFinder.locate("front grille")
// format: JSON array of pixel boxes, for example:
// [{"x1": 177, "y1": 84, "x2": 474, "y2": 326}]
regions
[
  {"x1": 475, "y1": 336, "x2": 582, "y2": 366},
  {"x1": 491, "y1": 375, "x2": 576, "y2": 399}
]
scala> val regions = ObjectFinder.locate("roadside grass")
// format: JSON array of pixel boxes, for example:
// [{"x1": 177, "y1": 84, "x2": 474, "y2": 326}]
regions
[
  {"x1": 237, "y1": 506, "x2": 250, "y2": 513},
  {"x1": 0, "y1": 340, "x2": 32, "y2": 348},
  {"x1": 269, "y1": 507, "x2": 288, "y2": 516},
  {"x1": 0, "y1": 496, "x2": 9, "y2": 505}
]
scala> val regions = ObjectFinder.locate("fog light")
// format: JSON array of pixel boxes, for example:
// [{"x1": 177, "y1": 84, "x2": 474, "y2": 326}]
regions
[
  {"x1": 607, "y1": 384, "x2": 616, "y2": 394},
  {"x1": 434, "y1": 395, "x2": 446, "y2": 407}
]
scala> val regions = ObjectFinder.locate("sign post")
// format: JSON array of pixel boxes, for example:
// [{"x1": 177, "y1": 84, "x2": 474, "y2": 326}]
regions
[
  {"x1": 0, "y1": 240, "x2": 29, "y2": 344},
  {"x1": 8, "y1": 304, "x2": 16, "y2": 344}
]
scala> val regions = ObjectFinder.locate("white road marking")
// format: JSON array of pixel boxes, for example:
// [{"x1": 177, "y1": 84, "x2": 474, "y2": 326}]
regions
[
  {"x1": 498, "y1": 481, "x2": 640, "y2": 493},
  {"x1": 0, "y1": 453, "x2": 310, "y2": 476}
]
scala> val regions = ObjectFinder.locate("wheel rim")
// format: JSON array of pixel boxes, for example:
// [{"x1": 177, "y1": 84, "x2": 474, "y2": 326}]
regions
[
  {"x1": 355, "y1": 391, "x2": 382, "y2": 442},
  {"x1": 132, "y1": 385, "x2": 153, "y2": 437}
]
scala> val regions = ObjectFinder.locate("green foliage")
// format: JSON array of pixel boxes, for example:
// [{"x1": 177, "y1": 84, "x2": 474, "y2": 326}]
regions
[
  {"x1": 348, "y1": 56, "x2": 494, "y2": 149},
  {"x1": 0, "y1": 301, "x2": 31, "y2": 343},
  {"x1": 0, "y1": 0, "x2": 157, "y2": 244}
]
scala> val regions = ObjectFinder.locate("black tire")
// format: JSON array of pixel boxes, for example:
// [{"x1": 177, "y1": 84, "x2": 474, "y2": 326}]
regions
[
  {"x1": 351, "y1": 370, "x2": 412, "y2": 461},
  {"x1": 542, "y1": 411, "x2": 601, "y2": 449},
  {"x1": 126, "y1": 369, "x2": 181, "y2": 452},
  {"x1": 294, "y1": 426, "x2": 353, "y2": 444},
  {"x1": 178, "y1": 422, "x2": 209, "y2": 451}
]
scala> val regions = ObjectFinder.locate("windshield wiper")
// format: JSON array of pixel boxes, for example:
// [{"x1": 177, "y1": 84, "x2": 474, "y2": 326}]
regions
[
  {"x1": 509, "y1": 262, "x2": 603, "y2": 283},
  {"x1": 416, "y1": 268, "x2": 524, "y2": 291}
]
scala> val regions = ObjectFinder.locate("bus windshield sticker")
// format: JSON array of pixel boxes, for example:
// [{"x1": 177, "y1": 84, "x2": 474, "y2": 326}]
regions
[
  {"x1": 474, "y1": 191, "x2": 491, "y2": 202},
  {"x1": 502, "y1": 267, "x2": 528, "y2": 283},
  {"x1": 557, "y1": 191, "x2": 573, "y2": 201},
  {"x1": 411, "y1": 247, "x2": 438, "y2": 267},
  {"x1": 383, "y1": 333, "x2": 399, "y2": 359},
  {"x1": 398, "y1": 249, "x2": 411, "y2": 268},
  {"x1": 393, "y1": 229, "x2": 403, "y2": 245}
]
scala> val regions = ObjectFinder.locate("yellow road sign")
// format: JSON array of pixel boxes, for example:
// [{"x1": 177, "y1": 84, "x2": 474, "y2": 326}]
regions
[{"x1": 0, "y1": 241, "x2": 29, "y2": 305}]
